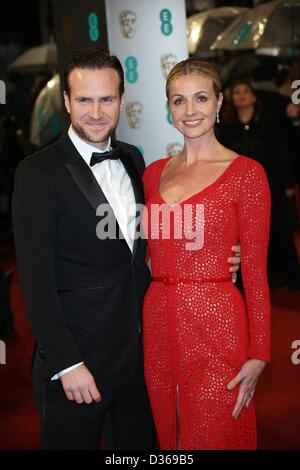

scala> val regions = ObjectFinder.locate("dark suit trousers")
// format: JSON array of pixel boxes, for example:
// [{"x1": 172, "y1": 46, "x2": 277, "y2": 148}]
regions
[{"x1": 34, "y1": 354, "x2": 156, "y2": 450}]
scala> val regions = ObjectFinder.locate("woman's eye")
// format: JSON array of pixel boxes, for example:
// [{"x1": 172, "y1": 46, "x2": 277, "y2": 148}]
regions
[
  {"x1": 197, "y1": 95, "x2": 207, "y2": 102},
  {"x1": 174, "y1": 98, "x2": 183, "y2": 105}
]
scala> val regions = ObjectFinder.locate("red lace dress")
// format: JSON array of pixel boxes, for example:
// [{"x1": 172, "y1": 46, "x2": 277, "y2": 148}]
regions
[{"x1": 142, "y1": 155, "x2": 271, "y2": 450}]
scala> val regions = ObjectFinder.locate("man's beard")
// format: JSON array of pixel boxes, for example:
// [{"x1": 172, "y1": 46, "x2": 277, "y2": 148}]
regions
[{"x1": 71, "y1": 121, "x2": 113, "y2": 146}]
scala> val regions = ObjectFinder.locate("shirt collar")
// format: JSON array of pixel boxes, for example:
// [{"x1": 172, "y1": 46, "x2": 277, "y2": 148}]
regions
[{"x1": 68, "y1": 125, "x2": 111, "y2": 166}]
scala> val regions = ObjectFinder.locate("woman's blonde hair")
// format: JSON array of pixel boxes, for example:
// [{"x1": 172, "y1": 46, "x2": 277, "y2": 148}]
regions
[{"x1": 166, "y1": 58, "x2": 221, "y2": 100}]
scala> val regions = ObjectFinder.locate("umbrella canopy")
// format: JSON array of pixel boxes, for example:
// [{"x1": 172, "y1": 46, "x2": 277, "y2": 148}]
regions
[
  {"x1": 187, "y1": 7, "x2": 249, "y2": 55},
  {"x1": 7, "y1": 43, "x2": 57, "y2": 73},
  {"x1": 30, "y1": 74, "x2": 62, "y2": 148},
  {"x1": 211, "y1": 0, "x2": 300, "y2": 57}
]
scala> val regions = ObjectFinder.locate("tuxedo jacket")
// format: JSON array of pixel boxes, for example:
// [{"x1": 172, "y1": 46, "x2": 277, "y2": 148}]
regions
[{"x1": 12, "y1": 133, "x2": 151, "y2": 391}]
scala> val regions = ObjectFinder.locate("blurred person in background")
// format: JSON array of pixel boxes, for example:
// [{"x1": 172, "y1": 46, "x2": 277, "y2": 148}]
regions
[{"x1": 220, "y1": 80, "x2": 300, "y2": 290}]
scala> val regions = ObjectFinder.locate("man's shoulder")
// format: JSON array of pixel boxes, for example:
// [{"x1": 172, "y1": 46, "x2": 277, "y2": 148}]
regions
[
  {"x1": 18, "y1": 136, "x2": 66, "y2": 171},
  {"x1": 115, "y1": 139, "x2": 141, "y2": 155},
  {"x1": 115, "y1": 140, "x2": 146, "y2": 174}
]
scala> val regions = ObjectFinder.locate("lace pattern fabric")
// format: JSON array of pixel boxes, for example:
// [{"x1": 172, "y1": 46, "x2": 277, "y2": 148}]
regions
[{"x1": 142, "y1": 155, "x2": 271, "y2": 450}]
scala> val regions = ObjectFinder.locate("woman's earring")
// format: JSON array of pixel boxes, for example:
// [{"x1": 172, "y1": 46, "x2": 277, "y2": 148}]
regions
[{"x1": 216, "y1": 111, "x2": 220, "y2": 124}]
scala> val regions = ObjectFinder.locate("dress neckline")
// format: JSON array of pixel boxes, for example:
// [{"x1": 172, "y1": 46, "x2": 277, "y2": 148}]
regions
[{"x1": 157, "y1": 155, "x2": 242, "y2": 207}]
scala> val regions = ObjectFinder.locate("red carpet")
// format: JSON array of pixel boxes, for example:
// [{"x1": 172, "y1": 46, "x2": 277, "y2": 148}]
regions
[
  {"x1": 0, "y1": 244, "x2": 39, "y2": 449},
  {"x1": 0, "y1": 242, "x2": 299, "y2": 450},
  {"x1": 256, "y1": 288, "x2": 300, "y2": 449}
]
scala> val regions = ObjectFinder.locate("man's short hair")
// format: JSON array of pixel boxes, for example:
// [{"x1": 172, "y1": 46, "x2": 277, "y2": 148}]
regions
[{"x1": 64, "y1": 47, "x2": 124, "y2": 97}]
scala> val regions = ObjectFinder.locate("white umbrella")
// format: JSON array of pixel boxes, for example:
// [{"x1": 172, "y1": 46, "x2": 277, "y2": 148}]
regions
[
  {"x1": 7, "y1": 43, "x2": 57, "y2": 73},
  {"x1": 30, "y1": 74, "x2": 62, "y2": 148},
  {"x1": 211, "y1": 0, "x2": 300, "y2": 57},
  {"x1": 187, "y1": 7, "x2": 249, "y2": 56}
]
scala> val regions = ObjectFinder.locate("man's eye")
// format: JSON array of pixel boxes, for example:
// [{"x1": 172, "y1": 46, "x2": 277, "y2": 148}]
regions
[
  {"x1": 101, "y1": 97, "x2": 112, "y2": 104},
  {"x1": 79, "y1": 98, "x2": 90, "y2": 103}
]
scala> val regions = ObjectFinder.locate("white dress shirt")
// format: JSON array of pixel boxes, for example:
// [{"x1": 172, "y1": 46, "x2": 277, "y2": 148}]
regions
[{"x1": 51, "y1": 126, "x2": 136, "y2": 380}]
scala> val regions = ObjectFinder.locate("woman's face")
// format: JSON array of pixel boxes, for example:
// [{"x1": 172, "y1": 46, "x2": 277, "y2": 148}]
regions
[
  {"x1": 231, "y1": 83, "x2": 256, "y2": 109},
  {"x1": 168, "y1": 73, "x2": 222, "y2": 140}
]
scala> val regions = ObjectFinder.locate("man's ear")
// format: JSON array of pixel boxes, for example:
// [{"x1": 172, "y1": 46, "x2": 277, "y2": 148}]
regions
[
  {"x1": 120, "y1": 94, "x2": 125, "y2": 110},
  {"x1": 63, "y1": 91, "x2": 71, "y2": 114}
]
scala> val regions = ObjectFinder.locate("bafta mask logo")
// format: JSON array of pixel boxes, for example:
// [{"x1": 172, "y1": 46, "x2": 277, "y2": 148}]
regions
[
  {"x1": 166, "y1": 142, "x2": 183, "y2": 156},
  {"x1": 119, "y1": 10, "x2": 137, "y2": 39},
  {"x1": 161, "y1": 54, "x2": 177, "y2": 79},
  {"x1": 126, "y1": 102, "x2": 143, "y2": 129}
]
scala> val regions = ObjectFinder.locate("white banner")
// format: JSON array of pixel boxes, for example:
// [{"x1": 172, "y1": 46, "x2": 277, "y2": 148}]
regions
[{"x1": 105, "y1": 0, "x2": 188, "y2": 165}]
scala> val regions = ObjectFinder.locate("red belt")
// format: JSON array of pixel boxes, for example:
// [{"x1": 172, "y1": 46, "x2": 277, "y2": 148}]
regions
[{"x1": 152, "y1": 276, "x2": 231, "y2": 286}]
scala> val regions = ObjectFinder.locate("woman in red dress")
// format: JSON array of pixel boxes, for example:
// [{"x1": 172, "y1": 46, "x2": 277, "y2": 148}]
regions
[{"x1": 142, "y1": 59, "x2": 271, "y2": 450}]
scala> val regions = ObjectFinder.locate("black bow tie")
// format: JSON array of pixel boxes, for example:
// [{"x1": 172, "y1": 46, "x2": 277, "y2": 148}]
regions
[{"x1": 90, "y1": 147, "x2": 120, "y2": 167}]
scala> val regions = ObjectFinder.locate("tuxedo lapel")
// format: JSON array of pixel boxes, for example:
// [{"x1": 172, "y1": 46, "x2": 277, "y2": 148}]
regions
[
  {"x1": 66, "y1": 161, "x2": 108, "y2": 213},
  {"x1": 57, "y1": 134, "x2": 144, "y2": 258},
  {"x1": 118, "y1": 147, "x2": 144, "y2": 206},
  {"x1": 57, "y1": 134, "x2": 128, "y2": 251},
  {"x1": 117, "y1": 145, "x2": 145, "y2": 259},
  {"x1": 58, "y1": 133, "x2": 108, "y2": 212}
]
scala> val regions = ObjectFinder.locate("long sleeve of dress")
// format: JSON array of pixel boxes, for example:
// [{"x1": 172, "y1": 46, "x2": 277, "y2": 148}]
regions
[{"x1": 237, "y1": 161, "x2": 271, "y2": 362}]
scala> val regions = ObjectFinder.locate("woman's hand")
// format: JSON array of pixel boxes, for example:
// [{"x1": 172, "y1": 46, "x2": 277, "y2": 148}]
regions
[{"x1": 227, "y1": 359, "x2": 266, "y2": 420}]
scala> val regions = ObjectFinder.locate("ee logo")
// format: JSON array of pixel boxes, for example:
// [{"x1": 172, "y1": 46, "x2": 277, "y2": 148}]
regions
[
  {"x1": 88, "y1": 12, "x2": 100, "y2": 42},
  {"x1": 136, "y1": 146, "x2": 144, "y2": 156},
  {"x1": 166, "y1": 103, "x2": 173, "y2": 125},
  {"x1": 160, "y1": 9, "x2": 173, "y2": 36},
  {"x1": 125, "y1": 56, "x2": 138, "y2": 84}
]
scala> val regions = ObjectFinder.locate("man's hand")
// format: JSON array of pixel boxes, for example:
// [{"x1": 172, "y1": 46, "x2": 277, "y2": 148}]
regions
[
  {"x1": 228, "y1": 245, "x2": 241, "y2": 282},
  {"x1": 227, "y1": 359, "x2": 266, "y2": 420},
  {"x1": 60, "y1": 363, "x2": 101, "y2": 404}
]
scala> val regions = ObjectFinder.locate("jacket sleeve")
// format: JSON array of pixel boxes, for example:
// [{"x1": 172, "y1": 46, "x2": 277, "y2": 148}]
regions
[
  {"x1": 12, "y1": 158, "x2": 83, "y2": 377},
  {"x1": 237, "y1": 160, "x2": 271, "y2": 363}
]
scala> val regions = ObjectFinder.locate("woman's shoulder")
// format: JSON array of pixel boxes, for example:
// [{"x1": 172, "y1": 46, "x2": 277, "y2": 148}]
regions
[
  {"x1": 235, "y1": 155, "x2": 269, "y2": 187},
  {"x1": 236, "y1": 154, "x2": 265, "y2": 173}
]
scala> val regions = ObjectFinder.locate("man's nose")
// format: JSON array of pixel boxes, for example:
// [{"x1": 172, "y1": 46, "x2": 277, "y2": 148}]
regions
[{"x1": 89, "y1": 103, "x2": 103, "y2": 119}]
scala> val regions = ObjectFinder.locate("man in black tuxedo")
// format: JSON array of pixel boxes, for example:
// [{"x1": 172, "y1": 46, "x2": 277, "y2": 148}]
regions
[{"x1": 12, "y1": 47, "x2": 240, "y2": 449}]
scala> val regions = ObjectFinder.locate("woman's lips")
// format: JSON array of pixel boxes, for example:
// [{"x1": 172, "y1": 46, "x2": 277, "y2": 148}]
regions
[{"x1": 183, "y1": 118, "x2": 204, "y2": 128}]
